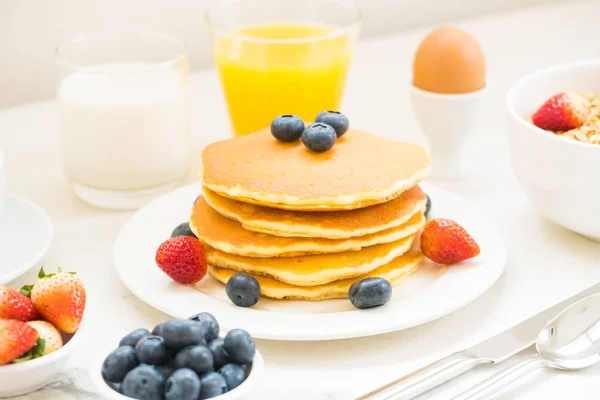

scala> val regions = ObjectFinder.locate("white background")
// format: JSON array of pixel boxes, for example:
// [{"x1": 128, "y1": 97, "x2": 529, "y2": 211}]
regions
[{"x1": 0, "y1": 0, "x2": 565, "y2": 108}]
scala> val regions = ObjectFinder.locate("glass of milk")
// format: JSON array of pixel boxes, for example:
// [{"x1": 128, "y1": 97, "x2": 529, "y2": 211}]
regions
[{"x1": 56, "y1": 32, "x2": 190, "y2": 210}]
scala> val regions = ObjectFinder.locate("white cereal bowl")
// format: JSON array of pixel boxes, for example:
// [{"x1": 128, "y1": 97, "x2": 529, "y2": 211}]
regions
[
  {"x1": 506, "y1": 60, "x2": 600, "y2": 240},
  {"x1": 0, "y1": 323, "x2": 84, "y2": 397},
  {"x1": 92, "y1": 348, "x2": 264, "y2": 400}
]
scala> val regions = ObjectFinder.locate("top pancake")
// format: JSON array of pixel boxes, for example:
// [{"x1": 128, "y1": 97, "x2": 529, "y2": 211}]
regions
[
  {"x1": 201, "y1": 129, "x2": 431, "y2": 211},
  {"x1": 203, "y1": 185, "x2": 427, "y2": 239}
]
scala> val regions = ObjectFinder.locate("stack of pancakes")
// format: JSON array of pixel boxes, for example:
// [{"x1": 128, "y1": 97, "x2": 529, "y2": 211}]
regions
[{"x1": 191, "y1": 129, "x2": 431, "y2": 301}]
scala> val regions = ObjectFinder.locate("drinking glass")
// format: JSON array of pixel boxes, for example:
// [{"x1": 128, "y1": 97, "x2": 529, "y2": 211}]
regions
[
  {"x1": 56, "y1": 31, "x2": 190, "y2": 210},
  {"x1": 206, "y1": 0, "x2": 361, "y2": 136}
]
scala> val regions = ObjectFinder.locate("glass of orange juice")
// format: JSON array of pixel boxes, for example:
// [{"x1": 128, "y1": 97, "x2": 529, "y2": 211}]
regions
[{"x1": 206, "y1": 0, "x2": 361, "y2": 136}]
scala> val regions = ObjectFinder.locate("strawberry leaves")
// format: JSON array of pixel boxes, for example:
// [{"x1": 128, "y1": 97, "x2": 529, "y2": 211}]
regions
[
  {"x1": 20, "y1": 267, "x2": 77, "y2": 297},
  {"x1": 38, "y1": 266, "x2": 56, "y2": 279},
  {"x1": 19, "y1": 285, "x2": 33, "y2": 298},
  {"x1": 12, "y1": 337, "x2": 46, "y2": 363}
]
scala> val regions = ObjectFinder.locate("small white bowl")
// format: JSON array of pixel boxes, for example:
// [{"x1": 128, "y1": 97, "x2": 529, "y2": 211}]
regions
[
  {"x1": 0, "y1": 323, "x2": 84, "y2": 397},
  {"x1": 507, "y1": 60, "x2": 600, "y2": 240},
  {"x1": 92, "y1": 348, "x2": 264, "y2": 400}
]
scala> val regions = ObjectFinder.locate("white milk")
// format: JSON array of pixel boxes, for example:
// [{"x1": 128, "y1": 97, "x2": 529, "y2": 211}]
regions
[{"x1": 58, "y1": 65, "x2": 189, "y2": 192}]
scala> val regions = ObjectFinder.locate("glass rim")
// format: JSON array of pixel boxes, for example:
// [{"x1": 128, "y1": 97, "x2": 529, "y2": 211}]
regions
[
  {"x1": 55, "y1": 30, "x2": 188, "y2": 73},
  {"x1": 204, "y1": 0, "x2": 362, "y2": 44}
]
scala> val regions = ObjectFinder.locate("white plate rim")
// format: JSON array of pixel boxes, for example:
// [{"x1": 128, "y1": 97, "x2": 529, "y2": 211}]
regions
[
  {"x1": 0, "y1": 195, "x2": 54, "y2": 284},
  {"x1": 114, "y1": 182, "x2": 506, "y2": 341}
]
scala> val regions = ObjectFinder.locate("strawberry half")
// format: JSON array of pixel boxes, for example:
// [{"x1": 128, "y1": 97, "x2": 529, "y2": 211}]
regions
[
  {"x1": 531, "y1": 92, "x2": 586, "y2": 131},
  {"x1": 0, "y1": 319, "x2": 39, "y2": 365},
  {"x1": 421, "y1": 218, "x2": 480, "y2": 265},
  {"x1": 0, "y1": 285, "x2": 37, "y2": 321},
  {"x1": 25, "y1": 267, "x2": 86, "y2": 334},
  {"x1": 156, "y1": 236, "x2": 207, "y2": 284}
]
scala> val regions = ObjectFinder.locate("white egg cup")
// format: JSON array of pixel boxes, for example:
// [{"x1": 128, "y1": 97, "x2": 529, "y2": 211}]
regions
[{"x1": 410, "y1": 84, "x2": 486, "y2": 180}]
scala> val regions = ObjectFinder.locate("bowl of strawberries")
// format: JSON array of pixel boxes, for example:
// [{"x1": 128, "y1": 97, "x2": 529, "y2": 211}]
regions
[
  {"x1": 0, "y1": 267, "x2": 86, "y2": 397},
  {"x1": 507, "y1": 60, "x2": 600, "y2": 240}
]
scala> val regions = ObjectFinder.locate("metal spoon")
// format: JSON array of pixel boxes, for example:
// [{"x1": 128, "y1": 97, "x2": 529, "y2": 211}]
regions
[{"x1": 453, "y1": 291, "x2": 600, "y2": 400}]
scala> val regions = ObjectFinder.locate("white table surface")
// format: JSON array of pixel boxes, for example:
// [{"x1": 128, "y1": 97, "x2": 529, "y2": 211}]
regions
[{"x1": 3, "y1": 1, "x2": 600, "y2": 399}]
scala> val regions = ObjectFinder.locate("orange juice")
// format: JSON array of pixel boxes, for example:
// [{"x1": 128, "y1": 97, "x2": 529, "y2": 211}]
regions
[{"x1": 214, "y1": 23, "x2": 353, "y2": 136}]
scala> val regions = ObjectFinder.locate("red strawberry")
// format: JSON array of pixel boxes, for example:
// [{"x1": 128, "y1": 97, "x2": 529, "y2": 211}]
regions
[
  {"x1": 421, "y1": 218, "x2": 480, "y2": 264},
  {"x1": 0, "y1": 285, "x2": 37, "y2": 321},
  {"x1": 0, "y1": 319, "x2": 39, "y2": 365},
  {"x1": 531, "y1": 92, "x2": 586, "y2": 131},
  {"x1": 27, "y1": 321, "x2": 63, "y2": 356},
  {"x1": 26, "y1": 268, "x2": 86, "y2": 334},
  {"x1": 156, "y1": 236, "x2": 207, "y2": 284}
]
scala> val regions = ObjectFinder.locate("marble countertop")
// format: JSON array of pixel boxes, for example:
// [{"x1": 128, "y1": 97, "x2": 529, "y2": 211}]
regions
[{"x1": 3, "y1": 1, "x2": 600, "y2": 399}]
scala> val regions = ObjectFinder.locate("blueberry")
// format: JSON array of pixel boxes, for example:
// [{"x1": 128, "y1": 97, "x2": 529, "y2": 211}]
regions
[
  {"x1": 152, "y1": 323, "x2": 165, "y2": 337},
  {"x1": 270, "y1": 115, "x2": 305, "y2": 142},
  {"x1": 119, "y1": 328, "x2": 152, "y2": 348},
  {"x1": 106, "y1": 381, "x2": 122, "y2": 393},
  {"x1": 188, "y1": 312, "x2": 219, "y2": 342},
  {"x1": 301, "y1": 123, "x2": 337, "y2": 153},
  {"x1": 171, "y1": 222, "x2": 198, "y2": 239},
  {"x1": 223, "y1": 329, "x2": 255, "y2": 364},
  {"x1": 225, "y1": 273, "x2": 261, "y2": 307},
  {"x1": 315, "y1": 111, "x2": 349, "y2": 137},
  {"x1": 165, "y1": 368, "x2": 201, "y2": 400},
  {"x1": 425, "y1": 194, "x2": 432, "y2": 218},
  {"x1": 219, "y1": 363, "x2": 247, "y2": 390},
  {"x1": 155, "y1": 362, "x2": 176, "y2": 379},
  {"x1": 174, "y1": 345, "x2": 214, "y2": 375},
  {"x1": 200, "y1": 372, "x2": 228, "y2": 399},
  {"x1": 122, "y1": 365, "x2": 166, "y2": 400},
  {"x1": 102, "y1": 346, "x2": 139, "y2": 383},
  {"x1": 162, "y1": 319, "x2": 207, "y2": 350},
  {"x1": 136, "y1": 336, "x2": 171, "y2": 365},
  {"x1": 349, "y1": 277, "x2": 392, "y2": 309},
  {"x1": 208, "y1": 338, "x2": 228, "y2": 370}
]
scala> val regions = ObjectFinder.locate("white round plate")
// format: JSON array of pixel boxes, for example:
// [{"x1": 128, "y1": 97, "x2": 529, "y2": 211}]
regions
[
  {"x1": 0, "y1": 195, "x2": 54, "y2": 284},
  {"x1": 114, "y1": 183, "x2": 506, "y2": 341}
]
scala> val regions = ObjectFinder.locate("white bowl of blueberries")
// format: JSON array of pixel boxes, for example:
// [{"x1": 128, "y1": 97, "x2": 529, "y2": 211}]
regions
[{"x1": 93, "y1": 312, "x2": 263, "y2": 400}]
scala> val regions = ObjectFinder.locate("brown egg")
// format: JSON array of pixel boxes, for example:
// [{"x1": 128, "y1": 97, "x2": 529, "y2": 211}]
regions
[{"x1": 413, "y1": 27, "x2": 485, "y2": 94}]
